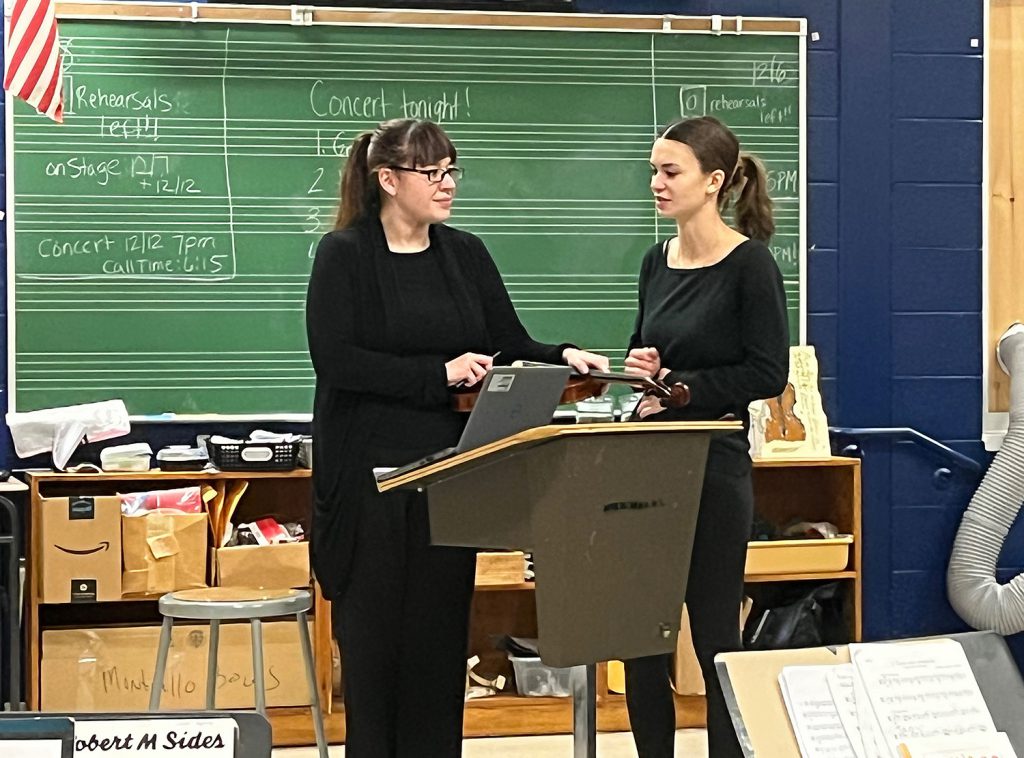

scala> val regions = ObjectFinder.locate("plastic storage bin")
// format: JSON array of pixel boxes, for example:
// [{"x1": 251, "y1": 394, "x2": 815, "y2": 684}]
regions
[
  {"x1": 207, "y1": 440, "x2": 300, "y2": 471},
  {"x1": 508, "y1": 655, "x2": 573, "y2": 697},
  {"x1": 744, "y1": 535, "x2": 854, "y2": 575}
]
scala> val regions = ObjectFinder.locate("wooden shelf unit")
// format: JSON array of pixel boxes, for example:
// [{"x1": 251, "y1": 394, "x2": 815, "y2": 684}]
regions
[
  {"x1": 749, "y1": 456, "x2": 863, "y2": 642},
  {"x1": 462, "y1": 456, "x2": 862, "y2": 737},
  {"x1": 23, "y1": 456, "x2": 860, "y2": 745},
  {"x1": 23, "y1": 469, "x2": 332, "y2": 722}
]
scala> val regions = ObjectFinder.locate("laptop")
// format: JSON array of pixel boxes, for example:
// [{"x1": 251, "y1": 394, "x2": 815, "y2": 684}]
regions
[{"x1": 375, "y1": 364, "x2": 572, "y2": 483}]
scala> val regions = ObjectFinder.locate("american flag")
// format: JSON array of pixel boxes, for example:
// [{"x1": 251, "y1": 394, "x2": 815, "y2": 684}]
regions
[{"x1": 4, "y1": 0, "x2": 64, "y2": 122}]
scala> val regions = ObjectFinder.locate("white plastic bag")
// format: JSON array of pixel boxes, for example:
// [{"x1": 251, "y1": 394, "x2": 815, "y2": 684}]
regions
[{"x1": 6, "y1": 399, "x2": 130, "y2": 468}]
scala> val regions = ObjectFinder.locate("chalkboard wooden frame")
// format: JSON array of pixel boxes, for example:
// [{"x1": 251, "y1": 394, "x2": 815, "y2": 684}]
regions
[
  {"x1": 7, "y1": 3, "x2": 806, "y2": 419},
  {"x1": 984, "y1": 0, "x2": 1020, "y2": 450}
]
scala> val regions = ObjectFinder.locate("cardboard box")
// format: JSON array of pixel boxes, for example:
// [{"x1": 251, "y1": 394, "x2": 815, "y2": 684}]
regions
[
  {"x1": 40, "y1": 496, "x2": 122, "y2": 602},
  {"x1": 607, "y1": 659, "x2": 625, "y2": 694},
  {"x1": 121, "y1": 512, "x2": 208, "y2": 595},
  {"x1": 673, "y1": 598, "x2": 753, "y2": 696},
  {"x1": 672, "y1": 604, "x2": 706, "y2": 695},
  {"x1": 41, "y1": 621, "x2": 313, "y2": 711},
  {"x1": 474, "y1": 551, "x2": 527, "y2": 586},
  {"x1": 214, "y1": 541, "x2": 309, "y2": 590}
]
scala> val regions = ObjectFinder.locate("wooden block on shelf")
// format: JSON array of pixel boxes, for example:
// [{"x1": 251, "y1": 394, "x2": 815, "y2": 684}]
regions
[{"x1": 475, "y1": 551, "x2": 527, "y2": 586}]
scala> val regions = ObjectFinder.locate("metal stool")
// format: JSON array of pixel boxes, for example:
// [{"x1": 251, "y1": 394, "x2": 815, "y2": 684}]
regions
[{"x1": 149, "y1": 587, "x2": 328, "y2": 757}]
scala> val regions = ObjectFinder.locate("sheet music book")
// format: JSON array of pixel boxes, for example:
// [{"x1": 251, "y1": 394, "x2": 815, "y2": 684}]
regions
[
  {"x1": 825, "y1": 665, "x2": 868, "y2": 758},
  {"x1": 850, "y1": 658, "x2": 896, "y2": 758},
  {"x1": 780, "y1": 640, "x2": 1004, "y2": 758},
  {"x1": 778, "y1": 665, "x2": 858, "y2": 757},
  {"x1": 849, "y1": 639, "x2": 997, "y2": 755}
]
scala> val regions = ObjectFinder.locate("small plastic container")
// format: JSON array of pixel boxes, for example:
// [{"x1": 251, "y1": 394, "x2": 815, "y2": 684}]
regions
[
  {"x1": 574, "y1": 396, "x2": 615, "y2": 424},
  {"x1": 618, "y1": 392, "x2": 643, "y2": 420},
  {"x1": 99, "y1": 442, "x2": 152, "y2": 472},
  {"x1": 508, "y1": 654, "x2": 573, "y2": 697},
  {"x1": 156, "y1": 446, "x2": 209, "y2": 472},
  {"x1": 100, "y1": 453, "x2": 152, "y2": 472}
]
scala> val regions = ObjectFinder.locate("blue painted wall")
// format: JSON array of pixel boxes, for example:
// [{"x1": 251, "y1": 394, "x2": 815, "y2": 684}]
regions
[
  {"x1": 3, "y1": 1, "x2": 1009, "y2": 651},
  {"x1": 577, "y1": 0, "x2": 994, "y2": 650}
]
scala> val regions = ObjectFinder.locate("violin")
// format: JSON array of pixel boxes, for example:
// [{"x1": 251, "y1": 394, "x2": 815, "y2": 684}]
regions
[
  {"x1": 449, "y1": 371, "x2": 690, "y2": 414},
  {"x1": 764, "y1": 382, "x2": 805, "y2": 442}
]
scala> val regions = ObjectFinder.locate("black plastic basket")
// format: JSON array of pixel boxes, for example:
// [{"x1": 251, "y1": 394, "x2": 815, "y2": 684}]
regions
[{"x1": 207, "y1": 440, "x2": 300, "y2": 471}]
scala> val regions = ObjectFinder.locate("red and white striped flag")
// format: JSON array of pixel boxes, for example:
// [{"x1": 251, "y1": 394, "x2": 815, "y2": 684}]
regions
[{"x1": 4, "y1": 0, "x2": 64, "y2": 123}]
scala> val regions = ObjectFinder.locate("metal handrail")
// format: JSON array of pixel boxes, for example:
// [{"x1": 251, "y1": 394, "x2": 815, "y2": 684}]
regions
[{"x1": 829, "y1": 426, "x2": 983, "y2": 474}]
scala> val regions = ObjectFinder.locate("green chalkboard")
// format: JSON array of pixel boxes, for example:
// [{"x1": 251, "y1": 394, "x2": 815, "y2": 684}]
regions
[{"x1": 11, "y1": 17, "x2": 803, "y2": 415}]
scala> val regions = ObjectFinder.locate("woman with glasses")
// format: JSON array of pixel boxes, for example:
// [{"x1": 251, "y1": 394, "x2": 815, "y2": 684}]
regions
[
  {"x1": 622, "y1": 116, "x2": 789, "y2": 758},
  {"x1": 305, "y1": 118, "x2": 607, "y2": 757}
]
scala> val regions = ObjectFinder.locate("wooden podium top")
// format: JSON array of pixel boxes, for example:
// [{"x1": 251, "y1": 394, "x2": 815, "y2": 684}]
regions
[{"x1": 376, "y1": 420, "x2": 740, "y2": 492}]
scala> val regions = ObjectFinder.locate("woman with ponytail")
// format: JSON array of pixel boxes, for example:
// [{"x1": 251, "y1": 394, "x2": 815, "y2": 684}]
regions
[
  {"x1": 305, "y1": 118, "x2": 607, "y2": 757},
  {"x1": 621, "y1": 116, "x2": 789, "y2": 757}
]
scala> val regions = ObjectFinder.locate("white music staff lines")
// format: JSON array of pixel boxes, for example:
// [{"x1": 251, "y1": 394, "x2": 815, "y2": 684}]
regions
[
  {"x1": 16, "y1": 350, "x2": 316, "y2": 392},
  {"x1": 57, "y1": 34, "x2": 799, "y2": 89}
]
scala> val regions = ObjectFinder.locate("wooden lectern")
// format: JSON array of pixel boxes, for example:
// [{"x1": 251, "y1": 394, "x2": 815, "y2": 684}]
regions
[{"x1": 379, "y1": 420, "x2": 740, "y2": 757}]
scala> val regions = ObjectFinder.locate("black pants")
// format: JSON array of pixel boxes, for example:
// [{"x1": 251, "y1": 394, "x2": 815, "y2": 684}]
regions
[
  {"x1": 624, "y1": 468, "x2": 754, "y2": 758},
  {"x1": 332, "y1": 487, "x2": 477, "y2": 758}
]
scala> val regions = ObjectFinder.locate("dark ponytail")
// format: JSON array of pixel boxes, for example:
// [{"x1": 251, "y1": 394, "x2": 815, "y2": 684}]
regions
[
  {"x1": 725, "y1": 153, "x2": 774, "y2": 242},
  {"x1": 333, "y1": 118, "x2": 457, "y2": 230},
  {"x1": 335, "y1": 132, "x2": 376, "y2": 229}
]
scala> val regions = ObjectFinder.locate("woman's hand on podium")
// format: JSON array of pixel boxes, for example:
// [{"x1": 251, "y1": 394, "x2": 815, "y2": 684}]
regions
[{"x1": 562, "y1": 348, "x2": 610, "y2": 374}]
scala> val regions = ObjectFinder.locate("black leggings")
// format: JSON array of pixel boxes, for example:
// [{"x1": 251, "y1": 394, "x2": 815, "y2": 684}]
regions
[
  {"x1": 332, "y1": 486, "x2": 477, "y2": 758},
  {"x1": 624, "y1": 468, "x2": 754, "y2": 758}
]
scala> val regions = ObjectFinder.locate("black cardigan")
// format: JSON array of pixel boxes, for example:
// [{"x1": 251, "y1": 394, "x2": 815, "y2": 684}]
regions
[{"x1": 305, "y1": 216, "x2": 569, "y2": 598}]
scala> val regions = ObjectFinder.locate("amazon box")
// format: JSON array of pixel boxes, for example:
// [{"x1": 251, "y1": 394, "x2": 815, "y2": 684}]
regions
[
  {"x1": 40, "y1": 495, "x2": 122, "y2": 602},
  {"x1": 673, "y1": 598, "x2": 753, "y2": 695},
  {"x1": 122, "y1": 511, "x2": 208, "y2": 595}
]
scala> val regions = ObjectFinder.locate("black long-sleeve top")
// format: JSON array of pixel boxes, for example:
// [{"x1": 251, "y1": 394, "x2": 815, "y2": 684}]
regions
[
  {"x1": 628, "y1": 238, "x2": 790, "y2": 474},
  {"x1": 305, "y1": 216, "x2": 569, "y2": 597}
]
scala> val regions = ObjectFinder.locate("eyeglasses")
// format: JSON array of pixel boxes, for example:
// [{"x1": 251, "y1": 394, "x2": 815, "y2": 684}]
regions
[{"x1": 389, "y1": 165, "x2": 464, "y2": 184}]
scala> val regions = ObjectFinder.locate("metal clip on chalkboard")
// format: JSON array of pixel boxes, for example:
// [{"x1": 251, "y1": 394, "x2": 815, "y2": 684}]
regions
[{"x1": 290, "y1": 5, "x2": 315, "y2": 26}]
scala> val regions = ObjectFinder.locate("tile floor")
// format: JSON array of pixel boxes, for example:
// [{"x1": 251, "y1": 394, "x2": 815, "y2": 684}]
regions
[{"x1": 273, "y1": 729, "x2": 708, "y2": 756}]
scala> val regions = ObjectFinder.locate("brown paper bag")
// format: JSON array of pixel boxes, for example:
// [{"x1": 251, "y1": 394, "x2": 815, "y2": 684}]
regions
[
  {"x1": 205, "y1": 482, "x2": 225, "y2": 543},
  {"x1": 121, "y1": 511, "x2": 208, "y2": 595},
  {"x1": 219, "y1": 480, "x2": 248, "y2": 547}
]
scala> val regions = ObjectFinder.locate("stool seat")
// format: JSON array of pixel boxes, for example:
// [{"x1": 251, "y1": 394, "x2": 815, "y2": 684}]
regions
[{"x1": 159, "y1": 587, "x2": 311, "y2": 620}]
